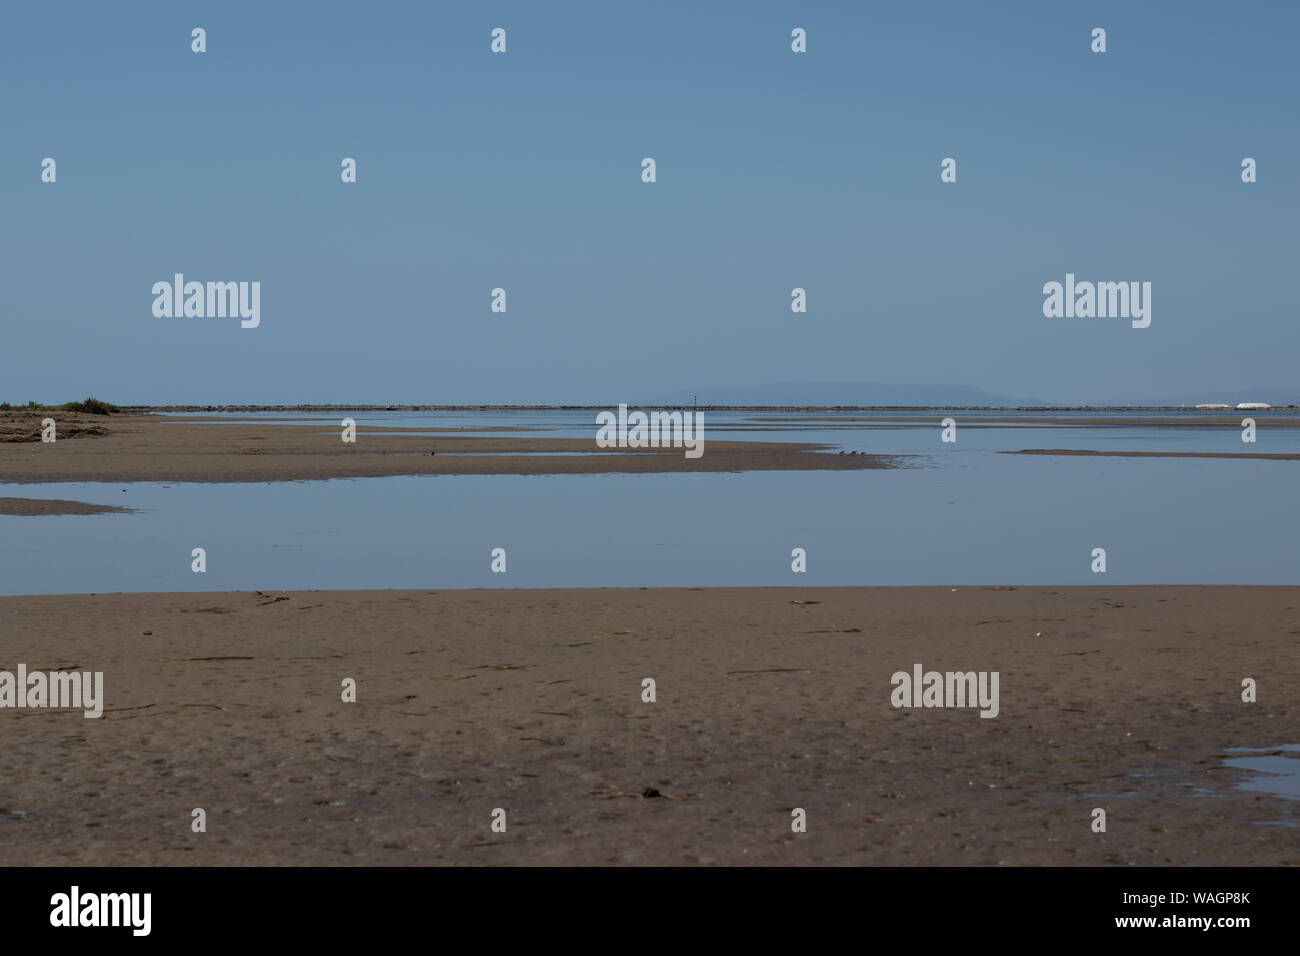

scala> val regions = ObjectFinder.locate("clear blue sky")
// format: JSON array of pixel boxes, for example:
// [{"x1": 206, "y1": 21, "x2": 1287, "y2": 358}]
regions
[{"x1": 2, "y1": 1, "x2": 1296, "y2": 405}]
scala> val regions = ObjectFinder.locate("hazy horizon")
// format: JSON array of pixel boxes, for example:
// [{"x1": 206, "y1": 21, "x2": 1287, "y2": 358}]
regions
[{"x1": 10, "y1": 380, "x2": 1300, "y2": 410}]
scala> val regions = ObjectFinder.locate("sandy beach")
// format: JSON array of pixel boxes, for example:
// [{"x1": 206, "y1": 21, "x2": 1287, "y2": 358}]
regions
[{"x1": 0, "y1": 586, "x2": 1293, "y2": 866}]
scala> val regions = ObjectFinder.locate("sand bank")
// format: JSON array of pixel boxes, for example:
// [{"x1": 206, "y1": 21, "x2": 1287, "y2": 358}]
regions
[
  {"x1": 1003, "y1": 449, "x2": 1300, "y2": 461},
  {"x1": 0, "y1": 412, "x2": 898, "y2": 483},
  {"x1": 0, "y1": 586, "x2": 1293, "y2": 865},
  {"x1": 0, "y1": 497, "x2": 133, "y2": 516}
]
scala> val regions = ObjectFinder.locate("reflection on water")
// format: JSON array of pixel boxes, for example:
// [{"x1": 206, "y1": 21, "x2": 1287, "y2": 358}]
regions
[
  {"x1": 2, "y1": 443, "x2": 1299, "y2": 594},
  {"x1": 1221, "y1": 746, "x2": 1300, "y2": 810}
]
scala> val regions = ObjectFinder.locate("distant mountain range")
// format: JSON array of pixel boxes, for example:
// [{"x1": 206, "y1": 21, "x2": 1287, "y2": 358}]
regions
[
  {"x1": 645, "y1": 382, "x2": 1299, "y2": 408},
  {"x1": 650, "y1": 382, "x2": 1048, "y2": 407}
]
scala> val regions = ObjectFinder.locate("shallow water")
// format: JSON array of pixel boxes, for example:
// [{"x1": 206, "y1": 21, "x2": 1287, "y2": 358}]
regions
[
  {"x1": 159, "y1": 407, "x2": 1300, "y2": 457},
  {"x1": 2, "y1": 421, "x2": 1299, "y2": 594},
  {"x1": 1222, "y1": 746, "x2": 1300, "y2": 805}
]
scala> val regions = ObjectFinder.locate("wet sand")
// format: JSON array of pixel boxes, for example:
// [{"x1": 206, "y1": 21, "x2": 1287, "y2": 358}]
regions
[
  {"x1": 0, "y1": 586, "x2": 1294, "y2": 865},
  {"x1": 1004, "y1": 449, "x2": 1300, "y2": 461},
  {"x1": 0, "y1": 497, "x2": 133, "y2": 516},
  {"x1": 0, "y1": 412, "x2": 896, "y2": 483}
]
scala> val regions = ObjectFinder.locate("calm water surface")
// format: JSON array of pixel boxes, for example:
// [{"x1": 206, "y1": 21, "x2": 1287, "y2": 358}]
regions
[{"x1": 2, "y1": 410, "x2": 1297, "y2": 595}]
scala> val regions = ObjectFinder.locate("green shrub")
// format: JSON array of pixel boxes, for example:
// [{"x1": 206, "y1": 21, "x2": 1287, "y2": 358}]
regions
[
  {"x1": 58, "y1": 397, "x2": 119, "y2": 414},
  {"x1": 1, "y1": 397, "x2": 118, "y2": 414}
]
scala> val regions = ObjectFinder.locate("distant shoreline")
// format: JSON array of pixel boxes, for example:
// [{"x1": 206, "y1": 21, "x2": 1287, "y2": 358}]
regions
[{"x1": 125, "y1": 403, "x2": 1300, "y2": 413}]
